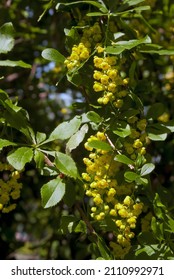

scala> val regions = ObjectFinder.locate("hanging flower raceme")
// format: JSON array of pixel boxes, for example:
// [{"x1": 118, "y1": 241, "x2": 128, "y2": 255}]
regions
[
  {"x1": 64, "y1": 22, "x2": 102, "y2": 71},
  {"x1": 82, "y1": 132, "x2": 144, "y2": 259},
  {"x1": 93, "y1": 53, "x2": 129, "y2": 106}
]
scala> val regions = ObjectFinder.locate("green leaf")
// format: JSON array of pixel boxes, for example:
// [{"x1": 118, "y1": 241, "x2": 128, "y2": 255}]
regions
[
  {"x1": 155, "y1": 49, "x2": 174, "y2": 55},
  {"x1": 66, "y1": 124, "x2": 88, "y2": 153},
  {"x1": 165, "y1": 216, "x2": 174, "y2": 233},
  {"x1": 123, "y1": 0, "x2": 145, "y2": 6},
  {"x1": 0, "y1": 89, "x2": 8, "y2": 100},
  {"x1": 0, "y1": 22, "x2": 15, "y2": 54},
  {"x1": 114, "y1": 32, "x2": 125, "y2": 40},
  {"x1": 112, "y1": 121, "x2": 131, "y2": 138},
  {"x1": 162, "y1": 120, "x2": 174, "y2": 133},
  {"x1": 86, "y1": 111, "x2": 102, "y2": 123},
  {"x1": 147, "y1": 123, "x2": 169, "y2": 141},
  {"x1": 42, "y1": 48, "x2": 65, "y2": 63},
  {"x1": 115, "y1": 35, "x2": 152, "y2": 47},
  {"x1": 116, "y1": 5, "x2": 150, "y2": 15},
  {"x1": 34, "y1": 150, "x2": 45, "y2": 169},
  {"x1": 147, "y1": 103, "x2": 165, "y2": 119},
  {"x1": 124, "y1": 171, "x2": 140, "y2": 182},
  {"x1": 56, "y1": 1, "x2": 108, "y2": 14},
  {"x1": 55, "y1": 152, "x2": 78, "y2": 179},
  {"x1": 7, "y1": 147, "x2": 33, "y2": 170},
  {"x1": 106, "y1": 35, "x2": 151, "y2": 55},
  {"x1": 114, "y1": 154, "x2": 134, "y2": 166},
  {"x1": 151, "y1": 217, "x2": 164, "y2": 241},
  {"x1": 135, "y1": 245, "x2": 157, "y2": 258},
  {"x1": 153, "y1": 193, "x2": 166, "y2": 219},
  {"x1": 88, "y1": 140, "x2": 112, "y2": 151},
  {"x1": 87, "y1": 12, "x2": 107, "y2": 16},
  {"x1": 129, "y1": 92, "x2": 144, "y2": 112},
  {"x1": 140, "y1": 163, "x2": 155, "y2": 176},
  {"x1": 45, "y1": 116, "x2": 81, "y2": 143},
  {"x1": 136, "y1": 176, "x2": 148, "y2": 185},
  {"x1": 105, "y1": 45, "x2": 125, "y2": 55},
  {"x1": 148, "y1": 132, "x2": 167, "y2": 141},
  {"x1": 97, "y1": 236, "x2": 111, "y2": 260},
  {"x1": 0, "y1": 93, "x2": 35, "y2": 141},
  {"x1": 67, "y1": 71, "x2": 82, "y2": 87},
  {"x1": 36, "y1": 132, "x2": 47, "y2": 144},
  {"x1": 129, "y1": 60, "x2": 137, "y2": 87},
  {"x1": 41, "y1": 177, "x2": 65, "y2": 208},
  {"x1": 154, "y1": 193, "x2": 166, "y2": 209},
  {"x1": 123, "y1": 109, "x2": 139, "y2": 119},
  {"x1": 74, "y1": 220, "x2": 87, "y2": 234},
  {"x1": 64, "y1": 27, "x2": 80, "y2": 50},
  {"x1": 0, "y1": 139, "x2": 17, "y2": 150},
  {"x1": 0, "y1": 60, "x2": 31, "y2": 68},
  {"x1": 140, "y1": 46, "x2": 174, "y2": 55}
]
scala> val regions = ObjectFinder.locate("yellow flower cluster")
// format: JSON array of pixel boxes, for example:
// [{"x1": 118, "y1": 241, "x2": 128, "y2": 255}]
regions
[
  {"x1": 123, "y1": 118, "x2": 147, "y2": 159},
  {"x1": 81, "y1": 22, "x2": 102, "y2": 47},
  {"x1": 93, "y1": 54, "x2": 128, "y2": 106},
  {"x1": 0, "y1": 162, "x2": 22, "y2": 213},
  {"x1": 64, "y1": 22, "x2": 102, "y2": 71},
  {"x1": 82, "y1": 132, "x2": 144, "y2": 258},
  {"x1": 64, "y1": 42, "x2": 90, "y2": 70}
]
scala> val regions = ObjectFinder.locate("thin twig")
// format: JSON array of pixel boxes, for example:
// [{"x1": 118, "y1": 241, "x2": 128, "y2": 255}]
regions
[
  {"x1": 44, "y1": 155, "x2": 54, "y2": 167},
  {"x1": 76, "y1": 202, "x2": 95, "y2": 234}
]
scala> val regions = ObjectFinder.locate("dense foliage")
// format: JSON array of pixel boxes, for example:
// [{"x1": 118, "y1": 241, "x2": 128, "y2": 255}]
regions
[{"x1": 0, "y1": 0, "x2": 174, "y2": 260}]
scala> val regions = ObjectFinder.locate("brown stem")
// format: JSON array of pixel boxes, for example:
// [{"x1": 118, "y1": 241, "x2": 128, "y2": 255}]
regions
[
  {"x1": 76, "y1": 202, "x2": 95, "y2": 234},
  {"x1": 44, "y1": 155, "x2": 54, "y2": 167}
]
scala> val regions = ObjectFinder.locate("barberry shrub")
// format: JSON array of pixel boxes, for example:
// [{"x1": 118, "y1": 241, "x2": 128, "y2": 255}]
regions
[{"x1": 1, "y1": 0, "x2": 174, "y2": 259}]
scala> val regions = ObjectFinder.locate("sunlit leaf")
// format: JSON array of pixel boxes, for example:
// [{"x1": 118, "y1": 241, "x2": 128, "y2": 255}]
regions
[
  {"x1": 66, "y1": 124, "x2": 88, "y2": 153},
  {"x1": 114, "y1": 154, "x2": 134, "y2": 166},
  {"x1": 124, "y1": 171, "x2": 140, "y2": 182},
  {"x1": 86, "y1": 111, "x2": 102, "y2": 123},
  {"x1": 34, "y1": 150, "x2": 45, "y2": 169},
  {"x1": 0, "y1": 22, "x2": 15, "y2": 54},
  {"x1": 88, "y1": 140, "x2": 112, "y2": 151},
  {"x1": 0, "y1": 139, "x2": 17, "y2": 150},
  {"x1": 41, "y1": 178, "x2": 65, "y2": 208},
  {"x1": 7, "y1": 147, "x2": 33, "y2": 170},
  {"x1": 45, "y1": 116, "x2": 81, "y2": 143},
  {"x1": 147, "y1": 123, "x2": 169, "y2": 141},
  {"x1": 140, "y1": 163, "x2": 155, "y2": 176},
  {"x1": 97, "y1": 235, "x2": 111, "y2": 260},
  {"x1": 0, "y1": 60, "x2": 31, "y2": 68},
  {"x1": 36, "y1": 132, "x2": 47, "y2": 144},
  {"x1": 56, "y1": 1, "x2": 108, "y2": 13},
  {"x1": 112, "y1": 121, "x2": 131, "y2": 138},
  {"x1": 123, "y1": 0, "x2": 145, "y2": 5},
  {"x1": 42, "y1": 48, "x2": 65, "y2": 63},
  {"x1": 55, "y1": 152, "x2": 78, "y2": 179},
  {"x1": 74, "y1": 220, "x2": 87, "y2": 233},
  {"x1": 106, "y1": 35, "x2": 151, "y2": 55}
]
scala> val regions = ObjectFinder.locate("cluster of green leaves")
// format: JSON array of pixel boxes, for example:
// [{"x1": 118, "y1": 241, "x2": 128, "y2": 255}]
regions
[{"x1": 0, "y1": 22, "x2": 31, "y2": 68}]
